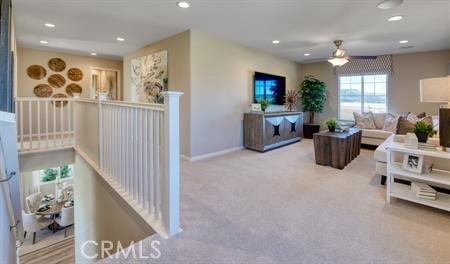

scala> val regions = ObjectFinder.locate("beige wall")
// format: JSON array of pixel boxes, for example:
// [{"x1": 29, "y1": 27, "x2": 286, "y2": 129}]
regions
[
  {"x1": 17, "y1": 47, "x2": 123, "y2": 99},
  {"x1": 74, "y1": 154, "x2": 154, "y2": 263},
  {"x1": 300, "y1": 50, "x2": 450, "y2": 124},
  {"x1": 190, "y1": 30, "x2": 299, "y2": 157},
  {"x1": 123, "y1": 30, "x2": 191, "y2": 157}
]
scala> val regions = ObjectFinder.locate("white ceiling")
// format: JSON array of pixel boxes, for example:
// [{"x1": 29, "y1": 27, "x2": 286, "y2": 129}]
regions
[{"x1": 13, "y1": 0, "x2": 450, "y2": 62}]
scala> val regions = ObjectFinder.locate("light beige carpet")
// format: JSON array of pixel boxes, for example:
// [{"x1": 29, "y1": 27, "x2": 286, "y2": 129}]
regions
[{"x1": 101, "y1": 140, "x2": 450, "y2": 264}]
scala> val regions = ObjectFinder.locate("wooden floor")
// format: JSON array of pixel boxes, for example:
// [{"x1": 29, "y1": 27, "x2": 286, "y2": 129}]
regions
[{"x1": 20, "y1": 236, "x2": 75, "y2": 264}]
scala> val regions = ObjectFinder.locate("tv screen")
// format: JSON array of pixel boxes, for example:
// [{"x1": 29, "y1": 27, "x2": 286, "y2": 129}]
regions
[{"x1": 253, "y1": 72, "x2": 286, "y2": 105}]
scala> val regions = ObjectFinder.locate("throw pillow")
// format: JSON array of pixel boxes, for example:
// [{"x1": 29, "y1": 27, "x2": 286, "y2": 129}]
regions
[
  {"x1": 405, "y1": 112, "x2": 426, "y2": 123},
  {"x1": 372, "y1": 112, "x2": 386, "y2": 129},
  {"x1": 353, "y1": 112, "x2": 376, "y2": 129},
  {"x1": 397, "y1": 115, "x2": 433, "y2": 135},
  {"x1": 382, "y1": 113, "x2": 400, "y2": 133}
]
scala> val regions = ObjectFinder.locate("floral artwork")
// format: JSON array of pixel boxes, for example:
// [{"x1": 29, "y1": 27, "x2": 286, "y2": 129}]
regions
[{"x1": 131, "y1": 50, "x2": 168, "y2": 103}]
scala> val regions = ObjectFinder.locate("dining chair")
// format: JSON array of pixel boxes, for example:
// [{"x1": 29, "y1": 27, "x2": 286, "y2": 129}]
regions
[
  {"x1": 56, "y1": 206, "x2": 74, "y2": 237},
  {"x1": 25, "y1": 192, "x2": 42, "y2": 213},
  {"x1": 22, "y1": 211, "x2": 52, "y2": 244}
]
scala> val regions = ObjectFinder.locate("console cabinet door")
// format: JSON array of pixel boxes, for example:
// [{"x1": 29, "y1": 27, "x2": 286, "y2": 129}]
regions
[
  {"x1": 264, "y1": 117, "x2": 283, "y2": 145},
  {"x1": 283, "y1": 115, "x2": 301, "y2": 139}
]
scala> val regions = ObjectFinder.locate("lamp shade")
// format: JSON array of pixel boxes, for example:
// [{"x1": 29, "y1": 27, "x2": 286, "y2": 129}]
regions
[{"x1": 420, "y1": 76, "x2": 450, "y2": 103}]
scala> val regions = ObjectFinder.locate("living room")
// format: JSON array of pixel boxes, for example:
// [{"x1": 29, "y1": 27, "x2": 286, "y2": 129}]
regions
[{"x1": 2, "y1": 0, "x2": 450, "y2": 263}]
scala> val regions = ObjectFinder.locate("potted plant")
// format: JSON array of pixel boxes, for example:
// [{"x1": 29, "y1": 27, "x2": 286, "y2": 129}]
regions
[
  {"x1": 324, "y1": 117, "x2": 339, "y2": 132},
  {"x1": 299, "y1": 75, "x2": 327, "y2": 138},
  {"x1": 259, "y1": 99, "x2": 269, "y2": 112},
  {"x1": 413, "y1": 120, "x2": 436, "y2": 143}
]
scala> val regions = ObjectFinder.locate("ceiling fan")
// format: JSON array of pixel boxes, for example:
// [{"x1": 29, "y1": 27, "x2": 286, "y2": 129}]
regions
[{"x1": 327, "y1": 40, "x2": 377, "y2": 67}]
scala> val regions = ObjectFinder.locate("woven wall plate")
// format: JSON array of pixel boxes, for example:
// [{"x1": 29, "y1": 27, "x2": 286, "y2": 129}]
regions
[
  {"x1": 27, "y1": 65, "x2": 47, "y2": 80},
  {"x1": 66, "y1": 83, "x2": 82, "y2": 96},
  {"x1": 67, "y1": 68, "x2": 83, "y2": 81},
  {"x1": 51, "y1": 93, "x2": 68, "y2": 107},
  {"x1": 48, "y1": 58, "x2": 66, "y2": 72},
  {"x1": 33, "y1": 84, "x2": 53, "y2": 97},
  {"x1": 48, "y1": 74, "x2": 66, "y2": 88}
]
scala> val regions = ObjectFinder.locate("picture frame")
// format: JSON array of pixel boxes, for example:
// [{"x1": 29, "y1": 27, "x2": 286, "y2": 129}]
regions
[
  {"x1": 402, "y1": 153, "x2": 424, "y2": 174},
  {"x1": 251, "y1": 103, "x2": 262, "y2": 112}
]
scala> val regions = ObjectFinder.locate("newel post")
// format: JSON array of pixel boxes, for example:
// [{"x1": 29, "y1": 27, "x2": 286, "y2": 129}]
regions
[{"x1": 161, "y1": 91, "x2": 183, "y2": 237}]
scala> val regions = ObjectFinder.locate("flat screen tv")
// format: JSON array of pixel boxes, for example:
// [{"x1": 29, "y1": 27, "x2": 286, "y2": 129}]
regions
[{"x1": 253, "y1": 72, "x2": 286, "y2": 105}]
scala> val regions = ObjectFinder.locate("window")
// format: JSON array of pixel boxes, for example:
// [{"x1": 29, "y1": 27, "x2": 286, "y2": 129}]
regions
[
  {"x1": 339, "y1": 74, "x2": 387, "y2": 120},
  {"x1": 40, "y1": 165, "x2": 74, "y2": 183}
]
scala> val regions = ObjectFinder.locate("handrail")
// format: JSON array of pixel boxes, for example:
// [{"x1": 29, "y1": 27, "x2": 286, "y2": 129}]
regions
[
  {"x1": 15, "y1": 97, "x2": 75, "y2": 101},
  {"x1": 78, "y1": 98, "x2": 164, "y2": 111}
]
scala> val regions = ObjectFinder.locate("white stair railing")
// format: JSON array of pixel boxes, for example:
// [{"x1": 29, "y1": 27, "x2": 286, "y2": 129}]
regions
[
  {"x1": 74, "y1": 92, "x2": 182, "y2": 237},
  {"x1": 15, "y1": 97, "x2": 75, "y2": 152}
]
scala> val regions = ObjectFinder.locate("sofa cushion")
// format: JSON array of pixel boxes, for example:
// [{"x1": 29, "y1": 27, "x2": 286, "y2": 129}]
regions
[
  {"x1": 372, "y1": 112, "x2": 386, "y2": 129},
  {"x1": 362, "y1": 129, "x2": 392, "y2": 140},
  {"x1": 354, "y1": 112, "x2": 376, "y2": 129}
]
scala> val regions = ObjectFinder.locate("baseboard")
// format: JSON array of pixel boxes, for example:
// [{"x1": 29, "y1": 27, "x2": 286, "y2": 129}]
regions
[{"x1": 182, "y1": 146, "x2": 244, "y2": 162}]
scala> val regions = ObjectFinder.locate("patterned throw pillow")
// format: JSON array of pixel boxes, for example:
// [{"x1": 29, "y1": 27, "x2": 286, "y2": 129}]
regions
[
  {"x1": 372, "y1": 112, "x2": 386, "y2": 129},
  {"x1": 353, "y1": 112, "x2": 376, "y2": 129},
  {"x1": 405, "y1": 112, "x2": 426, "y2": 123},
  {"x1": 382, "y1": 113, "x2": 400, "y2": 133}
]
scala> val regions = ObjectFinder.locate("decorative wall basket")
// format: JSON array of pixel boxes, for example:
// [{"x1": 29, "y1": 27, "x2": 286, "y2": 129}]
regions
[
  {"x1": 51, "y1": 93, "x2": 68, "y2": 107},
  {"x1": 27, "y1": 65, "x2": 47, "y2": 80},
  {"x1": 48, "y1": 58, "x2": 66, "y2": 72},
  {"x1": 66, "y1": 83, "x2": 82, "y2": 96},
  {"x1": 33, "y1": 84, "x2": 53, "y2": 97},
  {"x1": 48, "y1": 74, "x2": 66, "y2": 88},
  {"x1": 67, "y1": 68, "x2": 83, "y2": 81}
]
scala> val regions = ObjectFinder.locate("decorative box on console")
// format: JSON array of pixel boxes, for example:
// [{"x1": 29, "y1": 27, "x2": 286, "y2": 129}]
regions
[{"x1": 243, "y1": 111, "x2": 303, "y2": 152}]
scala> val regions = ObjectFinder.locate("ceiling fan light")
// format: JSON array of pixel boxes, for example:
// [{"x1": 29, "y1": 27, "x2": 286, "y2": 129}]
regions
[
  {"x1": 377, "y1": 0, "x2": 403, "y2": 9},
  {"x1": 328, "y1": 57, "x2": 349, "y2": 67}
]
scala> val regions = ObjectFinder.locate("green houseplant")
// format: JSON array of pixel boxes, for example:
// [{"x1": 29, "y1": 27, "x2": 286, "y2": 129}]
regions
[
  {"x1": 324, "y1": 117, "x2": 339, "y2": 132},
  {"x1": 259, "y1": 99, "x2": 269, "y2": 112},
  {"x1": 299, "y1": 75, "x2": 327, "y2": 138},
  {"x1": 413, "y1": 120, "x2": 435, "y2": 143}
]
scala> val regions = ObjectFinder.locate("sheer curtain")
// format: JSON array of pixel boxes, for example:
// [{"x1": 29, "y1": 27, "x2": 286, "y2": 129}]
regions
[{"x1": 20, "y1": 171, "x2": 40, "y2": 211}]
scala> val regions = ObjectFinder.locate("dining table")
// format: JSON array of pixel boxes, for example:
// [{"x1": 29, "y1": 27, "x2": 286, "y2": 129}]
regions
[{"x1": 35, "y1": 197, "x2": 72, "y2": 233}]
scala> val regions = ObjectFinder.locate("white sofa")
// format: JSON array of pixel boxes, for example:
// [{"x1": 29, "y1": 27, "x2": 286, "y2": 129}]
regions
[{"x1": 359, "y1": 114, "x2": 439, "y2": 147}]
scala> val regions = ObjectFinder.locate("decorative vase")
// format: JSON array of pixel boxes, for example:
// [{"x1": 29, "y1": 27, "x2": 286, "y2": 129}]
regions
[
  {"x1": 328, "y1": 127, "x2": 335, "y2": 132},
  {"x1": 415, "y1": 133, "x2": 428, "y2": 143}
]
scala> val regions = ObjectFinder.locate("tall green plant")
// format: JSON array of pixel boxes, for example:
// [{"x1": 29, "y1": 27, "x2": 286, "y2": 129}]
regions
[{"x1": 299, "y1": 75, "x2": 327, "y2": 124}]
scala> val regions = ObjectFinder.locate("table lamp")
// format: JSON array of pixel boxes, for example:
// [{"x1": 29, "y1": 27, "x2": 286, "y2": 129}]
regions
[{"x1": 420, "y1": 75, "x2": 450, "y2": 150}]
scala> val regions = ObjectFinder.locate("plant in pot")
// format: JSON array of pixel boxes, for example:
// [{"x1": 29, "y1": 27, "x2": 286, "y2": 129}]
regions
[
  {"x1": 413, "y1": 120, "x2": 436, "y2": 143},
  {"x1": 299, "y1": 75, "x2": 327, "y2": 138},
  {"x1": 259, "y1": 99, "x2": 269, "y2": 112},
  {"x1": 324, "y1": 117, "x2": 339, "y2": 132}
]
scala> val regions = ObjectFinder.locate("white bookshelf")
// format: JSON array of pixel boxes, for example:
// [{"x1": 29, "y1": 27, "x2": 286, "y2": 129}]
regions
[{"x1": 386, "y1": 142, "x2": 450, "y2": 212}]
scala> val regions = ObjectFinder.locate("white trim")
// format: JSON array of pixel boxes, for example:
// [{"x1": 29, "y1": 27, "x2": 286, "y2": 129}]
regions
[{"x1": 184, "y1": 146, "x2": 244, "y2": 162}]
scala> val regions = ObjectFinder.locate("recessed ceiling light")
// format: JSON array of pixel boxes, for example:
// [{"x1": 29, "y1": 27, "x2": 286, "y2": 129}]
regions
[
  {"x1": 177, "y1": 1, "x2": 190, "y2": 8},
  {"x1": 39, "y1": 40, "x2": 48, "y2": 44},
  {"x1": 399, "y1": 40, "x2": 409, "y2": 44},
  {"x1": 388, "y1": 15, "x2": 403, "y2": 21},
  {"x1": 44, "y1": 23, "x2": 55, "y2": 28},
  {"x1": 377, "y1": 0, "x2": 403, "y2": 9},
  {"x1": 272, "y1": 40, "x2": 280, "y2": 44},
  {"x1": 116, "y1": 37, "x2": 125, "y2": 42},
  {"x1": 91, "y1": 52, "x2": 97, "y2": 56},
  {"x1": 304, "y1": 53, "x2": 311, "y2": 56}
]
